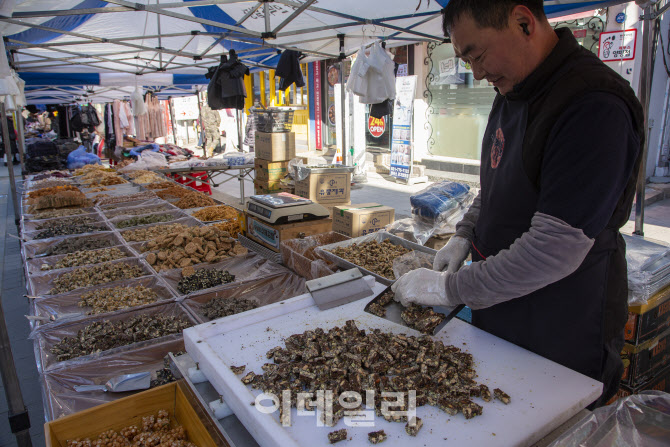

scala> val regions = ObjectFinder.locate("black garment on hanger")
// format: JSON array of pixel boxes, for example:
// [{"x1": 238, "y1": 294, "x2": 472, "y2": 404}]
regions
[
  {"x1": 275, "y1": 50, "x2": 305, "y2": 90},
  {"x1": 207, "y1": 52, "x2": 249, "y2": 110},
  {"x1": 370, "y1": 99, "x2": 393, "y2": 119}
]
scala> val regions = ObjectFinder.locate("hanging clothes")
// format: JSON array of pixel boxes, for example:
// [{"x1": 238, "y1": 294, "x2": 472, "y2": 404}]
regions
[
  {"x1": 207, "y1": 51, "x2": 249, "y2": 110},
  {"x1": 275, "y1": 50, "x2": 305, "y2": 90},
  {"x1": 112, "y1": 100, "x2": 124, "y2": 146},
  {"x1": 104, "y1": 103, "x2": 116, "y2": 154},
  {"x1": 123, "y1": 101, "x2": 135, "y2": 136}
]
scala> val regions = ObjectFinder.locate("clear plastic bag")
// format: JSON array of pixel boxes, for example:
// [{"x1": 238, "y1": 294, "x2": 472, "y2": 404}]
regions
[
  {"x1": 410, "y1": 181, "x2": 475, "y2": 222},
  {"x1": 30, "y1": 301, "x2": 195, "y2": 372},
  {"x1": 623, "y1": 235, "x2": 670, "y2": 305},
  {"x1": 548, "y1": 391, "x2": 670, "y2": 447},
  {"x1": 42, "y1": 337, "x2": 185, "y2": 421},
  {"x1": 158, "y1": 252, "x2": 295, "y2": 296},
  {"x1": 222, "y1": 151, "x2": 254, "y2": 166},
  {"x1": 21, "y1": 232, "x2": 125, "y2": 260},
  {"x1": 30, "y1": 275, "x2": 176, "y2": 325},
  {"x1": 280, "y1": 232, "x2": 351, "y2": 280},
  {"x1": 392, "y1": 250, "x2": 435, "y2": 279},
  {"x1": 27, "y1": 257, "x2": 154, "y2": 297},
  {"x1": 182, "y1": 273, "x2": 306, "y2": 323},
  {"x1": 119, "y1": 151, "x2": 167, "y2": 171}
]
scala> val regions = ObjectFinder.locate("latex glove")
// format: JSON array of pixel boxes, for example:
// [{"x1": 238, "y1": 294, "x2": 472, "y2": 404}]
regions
[
  {"x1": 433, "y1": 236, "x2": 470, "y2": 273},
  {"x1": 391, "y1": 268, "x2": 461, "y2": 308}
]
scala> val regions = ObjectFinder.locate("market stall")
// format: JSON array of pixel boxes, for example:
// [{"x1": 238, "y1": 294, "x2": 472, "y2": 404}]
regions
[{"x1": 3, "y1": 1, "x2": 670, "y2": 446}]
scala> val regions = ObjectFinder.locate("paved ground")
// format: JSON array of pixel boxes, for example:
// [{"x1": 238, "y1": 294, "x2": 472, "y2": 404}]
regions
[
  {"x1": 0, "y1": 165, "x2": 45, "y2": 447},
  {"x1": 2, "y1": 160, "x2": 670, "y2": 447}
]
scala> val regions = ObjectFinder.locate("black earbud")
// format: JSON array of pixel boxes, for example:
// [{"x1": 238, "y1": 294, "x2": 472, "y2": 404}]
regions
[{"x1": 521, "y1": 23, "x2": 530, "y2": 36}]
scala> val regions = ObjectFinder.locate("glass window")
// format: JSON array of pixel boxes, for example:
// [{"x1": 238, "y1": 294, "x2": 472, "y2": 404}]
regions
[
  {"x1": 550, "y1": 11, "x2": 606, "y2": 55},
  {"x1": 425, "y1": 43, "x2": 496, "y2": 160},
  {"x1": 253, "y1": 73, "x2": 261, "y2": 104}
]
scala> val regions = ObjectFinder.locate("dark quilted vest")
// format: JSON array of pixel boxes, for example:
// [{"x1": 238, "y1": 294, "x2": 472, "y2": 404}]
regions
[{"x1": 513, "y1": 28, "x2": 645, "y2": 231}]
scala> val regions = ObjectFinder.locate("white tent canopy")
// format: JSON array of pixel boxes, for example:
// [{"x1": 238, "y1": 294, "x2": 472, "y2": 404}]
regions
[{"x1": 1, "y1": 0, "x2": 627, "y2": 76}]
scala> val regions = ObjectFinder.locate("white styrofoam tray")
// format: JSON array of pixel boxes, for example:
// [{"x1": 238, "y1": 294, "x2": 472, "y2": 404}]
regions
[{"x1": 185, "y1": 280, "x2": 602, "y2": 447}]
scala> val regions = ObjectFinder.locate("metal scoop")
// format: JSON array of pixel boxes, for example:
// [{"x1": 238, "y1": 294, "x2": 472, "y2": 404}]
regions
[{"x1": 74, "y1": 372, "x2": 151, "y2": 393}]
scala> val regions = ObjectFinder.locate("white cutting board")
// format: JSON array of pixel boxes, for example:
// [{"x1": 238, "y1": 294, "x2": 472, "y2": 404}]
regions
[{"x1": 185, "y1": 279, "x2": 601, "y2": 447}]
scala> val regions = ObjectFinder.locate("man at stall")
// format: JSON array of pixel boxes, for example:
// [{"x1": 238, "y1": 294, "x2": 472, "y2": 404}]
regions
[{"x1": 392, "y1": 0, "x2": 643, "y2": 407}]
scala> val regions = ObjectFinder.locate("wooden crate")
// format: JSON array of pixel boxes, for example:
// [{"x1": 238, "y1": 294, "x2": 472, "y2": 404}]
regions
[{"x1": 45, "y1": 382, "x2": 220, "y2": 447}]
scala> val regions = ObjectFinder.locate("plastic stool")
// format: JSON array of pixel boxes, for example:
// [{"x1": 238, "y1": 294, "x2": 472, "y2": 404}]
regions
[{"x1": 184, "y1": 171, "x2": 212, "y2": 195}]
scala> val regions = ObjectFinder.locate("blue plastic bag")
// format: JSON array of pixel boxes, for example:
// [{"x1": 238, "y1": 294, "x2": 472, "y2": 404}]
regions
[
  {"x1": 67, "y1": 146, "x2": 101, "y2": 170},
  {"x1": 410, "y1": 181, "x2": 470, "y2": 220},
  {"x1": 129, "y1": 143, "x2": 160, "y2": 158}
]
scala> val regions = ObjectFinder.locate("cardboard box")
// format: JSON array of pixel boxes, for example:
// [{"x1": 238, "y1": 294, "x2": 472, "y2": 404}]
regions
[
  {"x1": 246, "y1": 213, "x2": 332, "y2": 252},
  {"x1": 332, "y1": 203, "x2": 395, "y2": 237},
  {"x1": 324, "y1": 201, "x2": 351, "y2": 219},
  {"x1": 607, "y1": 363, "x2": 670, "y2": 405},
  {"x1": 254, "y1": 179, "x2": 283, "y2": 195},
  {"x1": 255, "y1": 131, "x2": 296, "y2": 161},
  {"x1": 625, "y1": 283, "x2": 670, "y2": 345},
  {"x1": 621, "y1": 327, "x2": 670, "y2": 387},
  {"x1": 255, "y1": 159, "x2": 290, "y2": 182},
  {"x1": 45, "y1": 382, "x2": 218, "y2": 447},
  {"x1": 295, "y1": 171, "x2": 351, "y2": 204}
]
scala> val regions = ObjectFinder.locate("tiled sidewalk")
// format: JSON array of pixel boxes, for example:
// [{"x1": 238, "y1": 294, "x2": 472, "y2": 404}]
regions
[{"x1": 0, "y1": 167, "x2": 45, "y2": 447}]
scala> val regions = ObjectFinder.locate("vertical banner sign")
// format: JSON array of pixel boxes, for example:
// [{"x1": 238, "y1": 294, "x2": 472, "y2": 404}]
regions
[
  {"x1": 390, "y1": 76, "x2": 417, "y2": 180},
  {"x1": 164, "y1": 101, "x2": 173, "y2": 141},
  {"x1": 313, "y1": 62, "x2": 323, "y2": 150}
]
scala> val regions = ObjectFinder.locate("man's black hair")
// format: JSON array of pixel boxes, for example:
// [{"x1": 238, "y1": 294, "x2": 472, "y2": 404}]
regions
[{"x1": 442, "y1": 0, "x2": 546, "y2": 36}]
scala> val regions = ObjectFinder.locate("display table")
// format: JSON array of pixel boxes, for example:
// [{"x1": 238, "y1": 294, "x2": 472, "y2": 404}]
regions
[
  {"x1": 183, "y1": 279, "x2": 602, "y2": 447},
  {"x1": 159, "y1": 164, "x2": 254, "y2": 204}
]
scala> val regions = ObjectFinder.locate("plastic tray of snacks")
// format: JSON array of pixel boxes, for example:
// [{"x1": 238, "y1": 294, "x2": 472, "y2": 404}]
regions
[
  {"x1": 316, "y1": 231, "x2": 437, "y2": 285},
  {"x1": 25, "y1": 244, "x2": 136, "y2": 276},
  {"x1": 30, "y1": 275, "x2": 177, "y2": 326},
  {"x1": 27, "y1": 257, "x2": 155, "y2": 297},
  {"x1": 32, "y1": 301, "x2": 196, "y2": 372},
  {"x1": 22, "y1": 232, "x2": 125, "y2": 260}
]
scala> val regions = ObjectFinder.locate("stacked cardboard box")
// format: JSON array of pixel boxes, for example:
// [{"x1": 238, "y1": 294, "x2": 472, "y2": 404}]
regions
[
  {"x1": 332, "y1": 203, "x2": 395, "y2": 238},
  {"x1": 607, "y1": 236, "x2": 670, "y2": 404},
  {"x1": 254, "y1": 131, "x2": 295, "y2": 194},
  {"x1": 295, "y1": 168, "x2": 351, "y2": 213}
]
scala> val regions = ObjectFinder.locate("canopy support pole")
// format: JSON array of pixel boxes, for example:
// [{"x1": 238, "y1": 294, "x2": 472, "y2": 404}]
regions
[
  {"x1": 1, "y1": 103, "x2": 20, "y2": 226},
  {"x1": 15, "y1": 112, "x2": 25, "y2": 173},
  {"x1": 635, "y1": 4, "x2": 657, "y2": 236}
]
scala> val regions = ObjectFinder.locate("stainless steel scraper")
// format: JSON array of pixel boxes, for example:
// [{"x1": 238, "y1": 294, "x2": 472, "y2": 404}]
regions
[
  {"x1": 74, "y1": 372, "x2": 151, "y2": 393},
  {"x1": 307, "y1": 268, "x2": 374, "y2": 310},
  {"x1": 363, "y1": 284, "x2": 464, "y2": 335}
]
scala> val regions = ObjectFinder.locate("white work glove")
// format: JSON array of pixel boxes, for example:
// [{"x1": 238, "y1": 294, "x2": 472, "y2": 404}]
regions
[
  {"x1": 433, "y1": 236, "x2": 470, "y2": 273},
  {"x1": 391, "y1": 268, "x2": 461, "y2": 308}
]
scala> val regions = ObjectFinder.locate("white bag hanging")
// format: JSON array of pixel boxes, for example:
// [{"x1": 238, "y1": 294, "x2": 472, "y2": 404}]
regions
[{"x1": 131, "y1": 87, "x2": 148, "y2": 116}]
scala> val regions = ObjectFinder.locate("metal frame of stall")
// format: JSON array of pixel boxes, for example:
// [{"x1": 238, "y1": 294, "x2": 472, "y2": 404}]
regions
[{"x1": 160, "y1": 164, "x2": 254, "y2": 204}]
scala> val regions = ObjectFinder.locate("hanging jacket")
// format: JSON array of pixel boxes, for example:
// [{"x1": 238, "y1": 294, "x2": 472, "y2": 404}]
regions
[
  {"x1": 275, "y1": 50, "x2": 305, "y2": 90},
  {"x1": 208, "y1": 52, "x2": 249, "y2": 110}
]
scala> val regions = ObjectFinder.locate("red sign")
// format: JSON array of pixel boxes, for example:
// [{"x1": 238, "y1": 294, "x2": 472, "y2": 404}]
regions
[
  {"x1": 368, "y1": 116, "x2": 386, "y2": 138},
  {"x1": 313, "y1": 62, "x2": 322, "y2": 150},
  {"x1": 163, "y1": 100, "x2": 173, "y2": 141},
  {"x1": 573, "y1": 29, "x2": 587, "y2": 39}
]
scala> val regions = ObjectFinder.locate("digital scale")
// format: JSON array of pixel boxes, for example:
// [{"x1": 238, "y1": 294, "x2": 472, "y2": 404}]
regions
[{"x1": 246, "y1": 193, "x2": 330, "y2": 225}]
